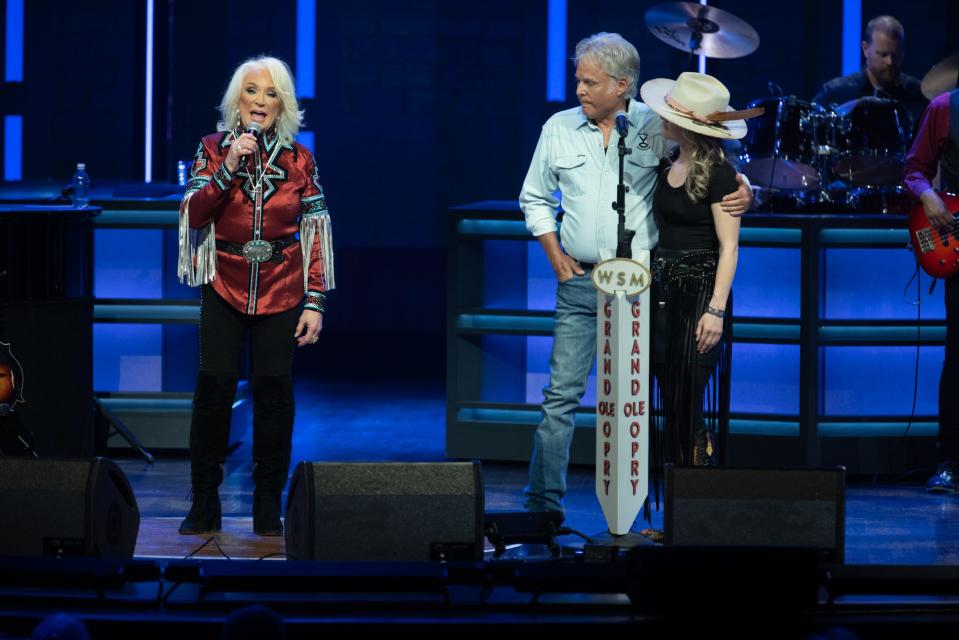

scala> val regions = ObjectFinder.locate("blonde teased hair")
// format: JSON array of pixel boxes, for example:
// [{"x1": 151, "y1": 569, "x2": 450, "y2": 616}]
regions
[{"x1": 217, "y1": 56, "x2": 304, "y2": 145}]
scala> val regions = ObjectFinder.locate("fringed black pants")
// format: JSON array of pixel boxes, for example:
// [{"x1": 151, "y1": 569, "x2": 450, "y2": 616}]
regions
[{"x1": 646, "y1": 248, "x2": 733, "y2": 517}]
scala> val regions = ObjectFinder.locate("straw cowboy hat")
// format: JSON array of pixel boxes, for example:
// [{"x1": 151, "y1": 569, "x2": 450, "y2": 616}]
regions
[{"x1": 639, "y1": 72, "x2": 763, "y2": 140}]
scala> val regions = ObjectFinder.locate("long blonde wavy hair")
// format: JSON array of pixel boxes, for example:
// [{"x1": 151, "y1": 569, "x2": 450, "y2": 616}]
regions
[{"x1": 675, "y1": 127, "x2": 733, "y2": 203}]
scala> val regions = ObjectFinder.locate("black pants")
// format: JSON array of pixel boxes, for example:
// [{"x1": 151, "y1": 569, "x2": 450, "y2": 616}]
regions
[
  {"x1": 940, "y1": 277, "x2": 959, "y2": 461},
  {"x1": 199, "y1": 286, "x2": 300, "y2": 376},
  {"x1": 187, "y1": 286, "x2": 300, "y2": 495},
  {"x1": 651, "y1": 249, "x2": 731, "y2": 467}
]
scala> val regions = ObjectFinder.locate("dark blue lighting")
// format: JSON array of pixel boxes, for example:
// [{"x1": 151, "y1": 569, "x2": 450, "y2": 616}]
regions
[
  {"x1": 823, "y1": 346, "x2": 939, "y2": 416},
  {"x1": 3, "y1": 116, "x2": 22, "y2": 181},
  {"x1": 4, "y1": 0, "x2": 23, "y2": 181},
  {"x1": 4, "y1": 0, "x2": 23, "y2": 82},
  {"x1": 483, "y1": 240, "x2": 527, "y2": 309},
  {"x1": 93, "y1": 324, "x2": 164, "y2": 392},
  {"x1": 296, "y1": 0, "x2": 316, "y2": 99},
  {"x1": 527, "y1": 242, "x2": 557, "y2": 311},
  {"x1": 296, "y1": 130, "x2": 315, "y2": 154},
  {"x1": 824, "y1": 249, "x2": 944, "y2": 320},
  {"x1": 546, "y1": 0, "x2": 567, "y2": 102},
  {"x1": 842, "y1": 0, "x2": 861, "y2": 76},
  {"x1": 730, "y1": 343, "x2": 799, "y2": 414},
  {"x1": 734, "y1": 247, "x2": 801, "y2": 318},
  {"x1": 94, "y1": 229, "x2": 163, "y2": 299},
  {"x1": 482, "y1": 335, "x2": 528, "y2": 403}
]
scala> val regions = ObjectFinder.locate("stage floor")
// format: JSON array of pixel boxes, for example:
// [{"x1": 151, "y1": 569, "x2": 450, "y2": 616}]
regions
[{"x1": 117, "y1": 379, "x2": 959, "y2": 564}]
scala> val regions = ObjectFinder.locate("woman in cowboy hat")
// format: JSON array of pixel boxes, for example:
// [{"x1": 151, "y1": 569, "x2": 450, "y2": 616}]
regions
[{"x1": 639, "y1": 72, "x2": 762, "y2": 472}]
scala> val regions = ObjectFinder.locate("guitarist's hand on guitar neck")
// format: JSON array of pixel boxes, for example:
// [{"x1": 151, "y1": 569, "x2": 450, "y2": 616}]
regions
[{"x1": 921, "y1": 189, "x2": 954, "y2": 232}]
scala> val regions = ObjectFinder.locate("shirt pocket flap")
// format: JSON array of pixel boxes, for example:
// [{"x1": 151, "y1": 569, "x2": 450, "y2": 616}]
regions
[
  {"x1": 627, "y1": 150, "x2": 661, "y2": 169},
  {"x1": 553, "y1": 154, "x2": 587, "y2": 170}
]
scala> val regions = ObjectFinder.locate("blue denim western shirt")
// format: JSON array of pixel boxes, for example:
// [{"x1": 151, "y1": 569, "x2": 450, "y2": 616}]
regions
[{"x1": 520, "y1": 99, "x2": 666, "y2": 263}]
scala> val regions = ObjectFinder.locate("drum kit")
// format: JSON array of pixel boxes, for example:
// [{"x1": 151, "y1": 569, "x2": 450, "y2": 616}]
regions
[
  {"x1": 739, "y1": 94, "x2": 912, "y2": 213},
  {"x1": 644, "y1": 2, "x2": 959, "y2": 214}
]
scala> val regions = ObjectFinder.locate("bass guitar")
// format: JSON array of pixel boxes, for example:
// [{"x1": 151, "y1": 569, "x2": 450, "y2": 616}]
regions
[{"x1": 908, "y1": 192, "x2": 959, "y2": 278}]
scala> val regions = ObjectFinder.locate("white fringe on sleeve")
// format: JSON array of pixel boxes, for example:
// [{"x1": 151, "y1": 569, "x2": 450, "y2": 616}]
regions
[
  {"x1": 177, "y1": 192, "x2": 218, "y2": 287},
  {"x1": 299, "y1": 212, "x2": 335, "y2": 292}
]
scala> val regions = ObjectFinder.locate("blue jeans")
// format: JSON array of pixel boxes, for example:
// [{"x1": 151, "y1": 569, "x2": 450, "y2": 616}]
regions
[{"x1": 524, "y1": 273, "x2": 597, "y2": 514}]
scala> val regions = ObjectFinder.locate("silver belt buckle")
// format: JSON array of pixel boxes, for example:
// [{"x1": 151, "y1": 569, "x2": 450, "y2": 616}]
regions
[{"x1": 242, "y1": 239, "x2": 273, "y2": 263}]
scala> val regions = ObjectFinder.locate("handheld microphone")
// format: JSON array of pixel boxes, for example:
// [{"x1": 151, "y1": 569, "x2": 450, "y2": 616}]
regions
[
  {"x1": 240, "y1": 121, "x2": 262, "y2": 171},
  {"x1": 615, "y1": 111, "x2": 629, "y2": 138}
]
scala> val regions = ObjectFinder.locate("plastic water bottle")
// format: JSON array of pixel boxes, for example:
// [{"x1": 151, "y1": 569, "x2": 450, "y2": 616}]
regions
[
  {"x1": 177, "y1": 160, "x2": 187, "y2": 187},
  {"x1": 71, "y1": 163, "x2": 90, "y2": 208}
]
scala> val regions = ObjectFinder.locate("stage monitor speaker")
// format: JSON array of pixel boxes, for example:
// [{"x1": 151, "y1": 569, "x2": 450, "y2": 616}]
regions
[
  {"x1": 285, "y1": 461, "x2": 484, "y2": 562},
  {"x1": 664, "y1": 465, "x2": 845, "y2": 562},
  {"x1": 0, "y1": 457, "x2": 140, "y2": 558}
]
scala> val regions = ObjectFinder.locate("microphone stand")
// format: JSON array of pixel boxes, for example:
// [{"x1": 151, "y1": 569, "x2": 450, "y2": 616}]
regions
[{"x1": 613, "y1": 135, "x2": 634, "y2": 259}]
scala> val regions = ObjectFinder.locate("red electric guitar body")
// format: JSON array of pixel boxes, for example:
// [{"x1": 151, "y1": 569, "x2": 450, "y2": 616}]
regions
[{"x1": 908, "y1": 192, "x2": 959, "y2": 279}]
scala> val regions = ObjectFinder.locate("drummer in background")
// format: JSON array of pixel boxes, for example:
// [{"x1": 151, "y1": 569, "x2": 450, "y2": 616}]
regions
[{"x1": 813, "y1": 15, "x2": 926, "y2": 134}]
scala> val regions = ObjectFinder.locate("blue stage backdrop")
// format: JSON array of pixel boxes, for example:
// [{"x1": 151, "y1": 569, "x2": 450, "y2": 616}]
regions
[{"x1": 2, "y1": 0, "x2": 958, "y2": 409}]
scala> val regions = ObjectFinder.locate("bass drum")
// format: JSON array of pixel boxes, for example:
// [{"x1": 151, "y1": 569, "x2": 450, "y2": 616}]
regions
[{"x1": 739, "y1": 97, "x2": 827, "y2": 191}]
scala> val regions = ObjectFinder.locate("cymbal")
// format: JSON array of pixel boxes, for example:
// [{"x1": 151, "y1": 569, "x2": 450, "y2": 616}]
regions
[
  {"x1": 644, "y1": 2, "x2": 760, "y2": 59},
  {"x1": 921, "y1": 52, "x2": 959, "y2": 100}
]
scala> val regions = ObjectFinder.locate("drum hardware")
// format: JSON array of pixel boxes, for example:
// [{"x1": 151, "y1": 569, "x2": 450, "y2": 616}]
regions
[{"x1": 845, "y1": 186, "x2": 910, "y2": 215}]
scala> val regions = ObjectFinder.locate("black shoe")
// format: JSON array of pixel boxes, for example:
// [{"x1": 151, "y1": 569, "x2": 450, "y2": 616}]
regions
[
  {"x1": 253, "y1": 491, "x2": 283, "y2": 536},
  {"x1": 179, "y1": 491, "x2": 222, "y2": 534},
  {"x1": 926, "y1": 462, "x2": 957, "y2": 493}
]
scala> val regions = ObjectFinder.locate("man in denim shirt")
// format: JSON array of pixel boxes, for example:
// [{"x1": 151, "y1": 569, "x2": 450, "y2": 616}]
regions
[{"x1": 519, "y1": 32, "x2": 751, "y2": 517}]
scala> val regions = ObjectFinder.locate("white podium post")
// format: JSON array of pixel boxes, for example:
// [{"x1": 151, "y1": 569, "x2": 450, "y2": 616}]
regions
[{"x1": 591, "y1": 251, "x2": 652, "y2": 538}]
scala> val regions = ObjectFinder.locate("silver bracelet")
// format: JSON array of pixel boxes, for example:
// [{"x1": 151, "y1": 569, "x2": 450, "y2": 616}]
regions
[{"x1": 705, "y1": 305, "x2": 725, "y2": 318}]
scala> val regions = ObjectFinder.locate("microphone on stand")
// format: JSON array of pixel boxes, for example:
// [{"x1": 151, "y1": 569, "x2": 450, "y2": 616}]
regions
[
  {"x1": 615, "y1": 110, "x2": 629, "y2": 138},
  {"x1": 240, "y1": 121, "x2": 262, "y2": 171},
  {"x1": 612, "y1": 110, "x2": 633, "y2": 258}
]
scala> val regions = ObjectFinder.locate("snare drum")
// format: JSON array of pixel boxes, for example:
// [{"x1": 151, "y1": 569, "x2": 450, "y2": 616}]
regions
[
  {"x1": 739, "y1": 97, "x2": 827, "y2": 191},
  {"x1": 832, "y1": 97, "x2": 908, "y2": 186}
]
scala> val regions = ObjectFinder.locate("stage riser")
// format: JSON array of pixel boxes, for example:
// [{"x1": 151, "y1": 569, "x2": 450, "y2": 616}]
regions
[{"x1": 447, "y1": 423, "x2": 938, "y2": 475}]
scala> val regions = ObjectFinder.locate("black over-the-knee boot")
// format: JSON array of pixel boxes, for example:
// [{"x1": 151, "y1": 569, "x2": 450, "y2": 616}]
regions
[
  {"x1": 251, "y1": 374, "x2": 295, "y2": 536},
  {"x1": 179, "y1": 372, "x2": 238, "y2": 534}
]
